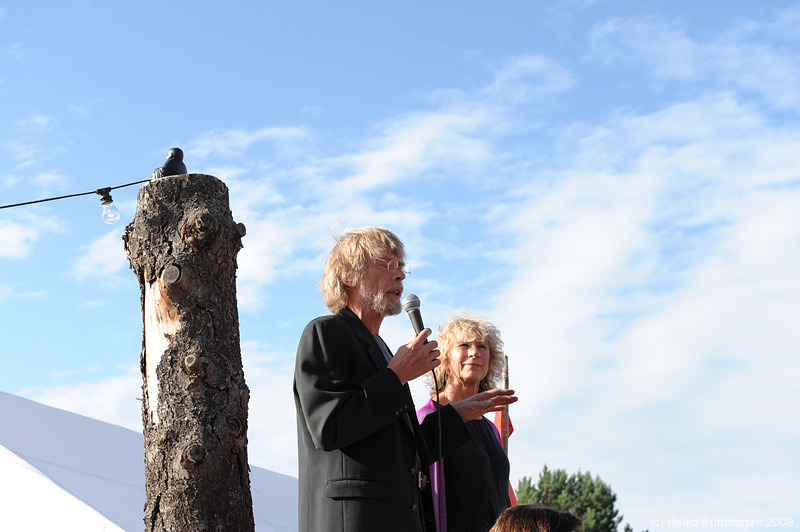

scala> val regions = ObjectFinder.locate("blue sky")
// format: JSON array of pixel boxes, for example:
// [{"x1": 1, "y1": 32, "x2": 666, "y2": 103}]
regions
[{"x1": 2, "y1": 1, "x2": 799, "y2": 530}]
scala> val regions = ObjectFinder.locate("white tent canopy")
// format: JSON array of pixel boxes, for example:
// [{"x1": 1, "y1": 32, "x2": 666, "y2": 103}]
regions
[{"x1": 0, "y1": 391, "x2": 297, "y2": 531}]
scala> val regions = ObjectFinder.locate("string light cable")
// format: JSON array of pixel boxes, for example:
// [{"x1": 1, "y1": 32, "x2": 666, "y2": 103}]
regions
[{"x1": 0, "y1": 178, "x2": 150, "y2": 224}]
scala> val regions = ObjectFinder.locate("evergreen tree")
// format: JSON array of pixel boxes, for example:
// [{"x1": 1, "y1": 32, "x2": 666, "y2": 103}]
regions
[{"x1": 516, "y1": 465, "x2": 623, "y2": 532}]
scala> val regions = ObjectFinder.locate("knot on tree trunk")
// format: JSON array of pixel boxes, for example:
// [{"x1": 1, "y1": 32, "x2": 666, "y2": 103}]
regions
[
  {"x1": 162, "y1": 264, "x2": 183, "y2": 286},
  {"x1": 181, "y1": 208, "x2": 220, "y2": 251},
  {"x1": 184, "y1": 353, "x2": 210, "y2": 377},
  {"x1": 181, "y1": 443, "x2": 207, "y2": 470},
  {"x1": 161, "y1": 263, "x2": 189, "y2": 307},
  {"x1": 227, "y1": 417, "x2": 244, "y2": 439}
]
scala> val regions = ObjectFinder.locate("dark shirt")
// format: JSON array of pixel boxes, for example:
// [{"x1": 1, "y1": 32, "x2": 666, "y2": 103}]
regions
[{"x1": 442, "y1": 417, "x2": 511, "y2": 532}]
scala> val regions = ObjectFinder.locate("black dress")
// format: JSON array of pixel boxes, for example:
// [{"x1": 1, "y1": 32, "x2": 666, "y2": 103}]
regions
[{"x1": 442, "y1": 417, "x2": 511, "y2": 532}]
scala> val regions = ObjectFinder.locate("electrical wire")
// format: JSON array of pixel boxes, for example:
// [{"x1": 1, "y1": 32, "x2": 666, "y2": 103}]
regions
[{"x1": 0, "y1": 179, "x2": 150, "y2": 210}]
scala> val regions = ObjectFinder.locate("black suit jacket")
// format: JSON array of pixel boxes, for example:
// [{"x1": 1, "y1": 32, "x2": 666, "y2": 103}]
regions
[{"x1": 293, "y1": 307, "x2": 469, "y2": 531}]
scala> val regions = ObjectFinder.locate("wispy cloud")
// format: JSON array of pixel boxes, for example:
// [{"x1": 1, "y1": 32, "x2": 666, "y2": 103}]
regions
[
  {"x1": 197, "y1": 67, "x2": 525, "y2": 305},
  {"x1": 1, "y1": 41, "x2": 23, "y2": 61},
  {"x1": 33, "y1": 170, "x2": 69, "y2": 192},
  {"x1": 0, "y1": 220, "x2": 39, "y2": 258},
  {"x1": 186, "y1": 126, "x2": 310, "y2": 160},
  {"x1": 20, "y1": 366, "x2": 142, "y2": 433},
  {"x1": 240, "y1": 341, "x2": 297, "y2": 472},
  {"x1": 4, "y1": 114, "x2": 59, "y2": 170},
  {"x1": 16, "y1": 114, "x2": 56, "y2": 131},
  {"x1": 5, "y1": 140, "x2": 40, "y2": 170},
  {"x1": 73, "y1": 230, "x2": 129, "y2": 280},
  {"x1": 342, "y1": 108, "x2": 494, "y2": 191},
  {"x1": 484, "y1": 55, "x2": 574, "y2": 104},
  {"x1": 489, "y1": 74, "x2": 800, "y2": 522},
  {"x1": 587, "y1": 9, "x2": 800, "y2": 109},
  {"x1": 0, "y1": 287, "x2": 48, "y2": 306}
]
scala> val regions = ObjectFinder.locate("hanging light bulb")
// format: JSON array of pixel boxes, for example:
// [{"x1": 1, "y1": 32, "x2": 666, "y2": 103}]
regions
[
  {"x1": 103, "y1": 202, "x2": 121, "y2": 224},
  {"x1": 96, "y1": 187, "x2": 121, "y2": 224}
]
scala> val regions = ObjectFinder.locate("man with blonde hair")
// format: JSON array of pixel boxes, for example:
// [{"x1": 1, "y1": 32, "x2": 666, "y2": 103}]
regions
[{"x1": 294, "y1": 227, "x2": 516, "y2": 532}]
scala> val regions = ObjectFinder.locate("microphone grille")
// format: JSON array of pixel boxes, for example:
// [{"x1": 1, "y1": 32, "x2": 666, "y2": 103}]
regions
[{"x1": 402, "y1": 293, "x2": 420, "y2": 312}]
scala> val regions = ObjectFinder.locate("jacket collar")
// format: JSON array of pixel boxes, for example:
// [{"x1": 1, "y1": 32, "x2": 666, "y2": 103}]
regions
[
  {"x1": 338, "y1": 306, "x2": 389, "y2": 370},
  {"x1": 338, "y1": 307, "x2": 418, "y2": 438}
]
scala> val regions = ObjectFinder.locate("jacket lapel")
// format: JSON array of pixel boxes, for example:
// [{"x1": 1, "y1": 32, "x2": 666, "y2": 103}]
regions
[
  {"x1": 338, "y1": 307, "x2": 418, "y2": 438},
  {"x1": 338, "y1": 307, "x2": 390, "y2": 371}
]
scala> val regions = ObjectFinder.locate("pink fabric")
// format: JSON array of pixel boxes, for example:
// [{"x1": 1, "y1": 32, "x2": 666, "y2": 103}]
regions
[
  {"x1": 417, "y1": 399, "x2": 447, "y2": 532},
  {"x1": 417, "y1": 399, "x2": 508, "y2": 531}
]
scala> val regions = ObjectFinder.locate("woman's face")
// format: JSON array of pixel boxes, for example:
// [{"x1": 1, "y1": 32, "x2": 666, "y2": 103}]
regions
[{"x1": 449, "y1": 338, "x2": 491, "y2": 386}]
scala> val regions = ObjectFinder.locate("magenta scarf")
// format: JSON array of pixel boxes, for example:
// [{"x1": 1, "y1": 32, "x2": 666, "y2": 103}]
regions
[{"x1": 416, "y1": 399, "x2": 502, "y2": 532}]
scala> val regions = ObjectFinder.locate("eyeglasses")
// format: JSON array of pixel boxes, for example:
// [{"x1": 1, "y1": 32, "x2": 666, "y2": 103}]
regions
[{"x1": 375, "y1": 258, "x2": 410, "y2": 276}]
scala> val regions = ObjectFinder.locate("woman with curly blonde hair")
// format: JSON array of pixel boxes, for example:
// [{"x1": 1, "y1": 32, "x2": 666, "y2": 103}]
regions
[
  {"x1": 429, "y1": 316, "x2": 506, "y2": 398},
  {"x1": 417, "y1": 314, "x2": 513, "y2": 532}
]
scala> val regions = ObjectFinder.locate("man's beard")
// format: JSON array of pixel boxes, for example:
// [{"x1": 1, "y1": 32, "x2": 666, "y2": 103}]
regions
[{"x1": 361, "y1": 284, "x2": 402, "y2": 317}]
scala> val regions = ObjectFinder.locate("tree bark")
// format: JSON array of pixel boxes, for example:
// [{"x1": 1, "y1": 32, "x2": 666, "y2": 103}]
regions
[{"x1": 124, "y1": 174, "x2": 254, "y2": 531}]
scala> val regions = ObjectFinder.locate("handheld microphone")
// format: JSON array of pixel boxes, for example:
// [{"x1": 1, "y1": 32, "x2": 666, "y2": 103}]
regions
[
  {"x1": 403, "y1": 291, "x2": 442, "y2": 530},
  {"x1": 401, "y1": 294, "x2": 425, "y2": 336}
]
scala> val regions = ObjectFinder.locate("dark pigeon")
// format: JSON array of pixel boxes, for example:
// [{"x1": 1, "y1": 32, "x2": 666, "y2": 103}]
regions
[{"x1": 152, "y1": 147, "x2": 188, "y2": 180}]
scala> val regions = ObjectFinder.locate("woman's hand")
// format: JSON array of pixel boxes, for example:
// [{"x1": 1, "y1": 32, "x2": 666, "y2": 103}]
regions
[{"x1": 451, "y1": 388, "x2": 518, "y2": 422}]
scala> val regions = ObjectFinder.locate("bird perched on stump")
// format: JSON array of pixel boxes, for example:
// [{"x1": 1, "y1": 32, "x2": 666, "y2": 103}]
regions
[{"x1": 152, "y1": 147, "x2": 188, "y2": 180}]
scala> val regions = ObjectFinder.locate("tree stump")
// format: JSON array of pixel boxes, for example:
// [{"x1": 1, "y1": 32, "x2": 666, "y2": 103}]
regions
[{"x1": 124, "y1": 174, "x2": 254, "y2": 531}]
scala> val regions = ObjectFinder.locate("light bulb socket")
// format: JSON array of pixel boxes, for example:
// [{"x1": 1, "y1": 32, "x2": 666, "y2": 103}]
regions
[{"x1": 96, "y1": 187, "x2": 114, "y2": 205}]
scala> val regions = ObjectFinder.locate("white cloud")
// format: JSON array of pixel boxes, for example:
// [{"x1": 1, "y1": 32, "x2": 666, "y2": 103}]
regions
[
  {"x1": 484, "y1": 55, "x2": 574, "y2": 104},
  {"x1": 587, "y1": 17, "x2": 699, "y2": 78},
  {"x1": 21, "y1": 366, "x2": 143, "y2": 433},
  {"x1": 186, "y1": 126, "x2": 309, "y2": 160},
  {"x1": 2, "y1": 172, "x2": 21, "y2": 188},
  {"x1": 204, "y1": 165, "x2": 250, "y2": 182},
  {"x1": 216, "y1": 72, "x2": 521, "y2": 303},
  {"x1": 8, "y1": 42, "x2": 23, "y2": 60},
  {"x1": 73, "y1": 230, "x2": 129, "y2": 279},
  {"x1": 33, "y1": 170, "x2": 69, "y2": 191},
  {"x1": 3, "y1": 114, "x2": 58, "y2": 169},
  {"x1": 236, "y1": 217, "x2": 300, "y2": 310},
  {"x1": 240, "y1": 342, "x2": 297, "y2": 476},
  {"x1": 0, "y1": 220, "x2": 38, "y2": 258},
  {"x1": 586, "y1": 10, "x2": 800, "y2": 109},
  {"x1": 342, "y1": 108, "x2": 494, "y2": 191},
  {"x1": 232, "y1": 193, "x2": 432, "y2": 310},
  {"x1": 6, "y1": 140, "x2": 39, "y2": 169},
  {"x1": 489, "y1": 86, "x2": 800, "y2": 523},
  {"x1": 17, "y1": 114, "x2": 56, "y2": 131}
]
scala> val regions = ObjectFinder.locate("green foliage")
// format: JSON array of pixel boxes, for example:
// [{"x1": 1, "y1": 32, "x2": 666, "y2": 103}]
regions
[{"x1": 516, "y1": 465, "x2": 624, "y2": 532}]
